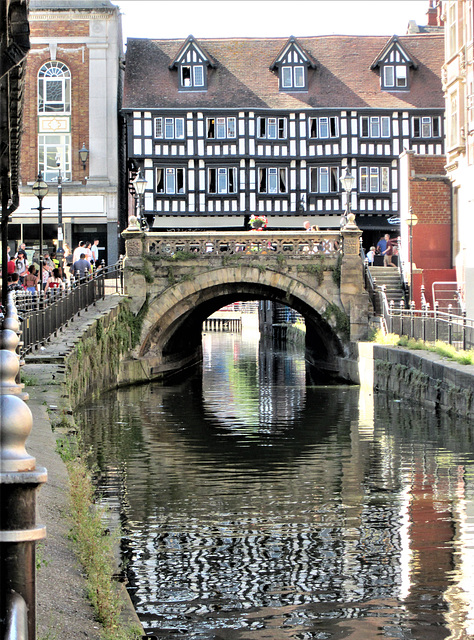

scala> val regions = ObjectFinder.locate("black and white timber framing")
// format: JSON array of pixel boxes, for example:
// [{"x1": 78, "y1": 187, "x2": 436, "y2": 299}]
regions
[{"x1": 122, "y1": 33, "x2": 444, "y2": 234}]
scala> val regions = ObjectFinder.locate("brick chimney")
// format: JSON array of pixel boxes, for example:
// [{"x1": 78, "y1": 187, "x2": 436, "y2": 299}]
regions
[{"x1": 427, "y1": 0, "x2": 443, "y2": 27}]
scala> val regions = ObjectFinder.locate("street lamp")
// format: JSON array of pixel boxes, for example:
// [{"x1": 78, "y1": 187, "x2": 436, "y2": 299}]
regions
[
  {"x1": 133, "y1": 169, "x2": 149, "y2": 231},
  {"x1": 78, "y1": 143, "x2": 89, "y2": 170},
  {"x1": 339, "y1": 165, "x2": 356, "y2": 228},
  {"x1": 32, "y1": 172, "x2": 49, "y2": 289},
  {"x1": 406, "y1": 206, "x2": 418, "y2": 304},
  {"x1": 55, "y1": 154, "x2": 64, "y2": 258}
]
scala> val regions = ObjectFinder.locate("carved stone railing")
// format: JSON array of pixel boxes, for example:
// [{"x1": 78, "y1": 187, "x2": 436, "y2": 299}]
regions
[{"x1": 141, "y1": 231, "x2": 344, "y2": 259}]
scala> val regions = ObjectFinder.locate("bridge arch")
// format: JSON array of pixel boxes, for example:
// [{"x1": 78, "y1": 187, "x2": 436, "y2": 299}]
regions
[{"x1": 139, "y1": 266, "x2": 345, "y2": 369}]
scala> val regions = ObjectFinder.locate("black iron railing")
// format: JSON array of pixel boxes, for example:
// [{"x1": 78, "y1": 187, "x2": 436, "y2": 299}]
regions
[
  {"x1": 11, "y1": 262, "x2": 123, "y2": 356},
  {"x1": 376, "y1": 285, "x2": 474, "y2": 351}
]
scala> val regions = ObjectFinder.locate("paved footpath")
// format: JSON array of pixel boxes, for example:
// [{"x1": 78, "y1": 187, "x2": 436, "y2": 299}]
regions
[{"x1": 21, "y1": 291, "x2": 143, "y2": 639}]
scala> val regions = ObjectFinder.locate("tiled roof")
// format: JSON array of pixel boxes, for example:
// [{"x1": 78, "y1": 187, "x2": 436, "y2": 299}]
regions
[{"x1": 122, "y1": 34, "x2": 444, "y2": 112}]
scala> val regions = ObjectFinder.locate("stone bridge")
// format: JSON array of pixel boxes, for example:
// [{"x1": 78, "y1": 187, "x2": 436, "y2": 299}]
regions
[{"x1": 119, "y1": 218, "x2": 370, "y2": 384}]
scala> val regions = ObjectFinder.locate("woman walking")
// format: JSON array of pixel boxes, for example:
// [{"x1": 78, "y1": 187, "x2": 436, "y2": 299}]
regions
[{"x1": 24, "y1": 265, "x2": 39, "y2": 294}]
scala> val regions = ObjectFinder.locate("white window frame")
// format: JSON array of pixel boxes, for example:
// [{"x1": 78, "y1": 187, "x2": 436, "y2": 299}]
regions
[
  {"x1": 208, "y1": 167, "x2": 238, "y2": 194},
  {"x1": 38, "y1": 61, "x2": 71, "y2": 115},
  {"x1": 258, "y1": 167, "x2": 288, "y2": 194},
  {"x1": 360, "y1": 116, "x2": 390, "y2": 138},
  {"x1": 180, "y1": 64, "x2": 205, "y2": 89},
  {"x1": 383, "y1": 64, "x2": 408, "y2": 89},
  {"x1": 206, "y1": 116, "x2": 237, "y2": 139},
  {"x1": 38, "y1": 134, "x2": 71, "y2": 182},
  {"x1": 309, "y1": 116, "x2": 339, "y2": 139},
  {"x1": 193, "y1": 65, "x2": 204, "y2": 87},
  {"x1": 257, "y1": 117, "x2": 287, "y2": 140},
  {"x1": 156, "y1": 167, "x2": 186, "y2": 194},
  {"x1": 359, "y1": 166, "x2": 390, "y2": 193},
  {"x1": 309, "y1": 166, "x2": 339, "y2": 193},
  {"x1": 281, "y1": 65, "x2": 305, "y2": 89},
  {"x1": 412, "y1": 116, "x2": 441, "y2": 138},
  {"x1": 155, "y1": 117, "x2": 185, "y2": 140}
]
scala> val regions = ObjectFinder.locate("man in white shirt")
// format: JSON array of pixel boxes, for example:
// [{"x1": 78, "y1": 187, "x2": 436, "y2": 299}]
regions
[
  {"x1": 91, "y1": 239, "x2": 99, "y2": 264},
  {"x1": 72, "y1": 241, "x2": 85, "y2": 264}
]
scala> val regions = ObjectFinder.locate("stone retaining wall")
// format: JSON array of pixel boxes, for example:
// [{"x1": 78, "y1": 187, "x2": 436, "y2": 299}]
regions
[{"x1": 352, "y1": 342, "x2": 474, "y2": 420}]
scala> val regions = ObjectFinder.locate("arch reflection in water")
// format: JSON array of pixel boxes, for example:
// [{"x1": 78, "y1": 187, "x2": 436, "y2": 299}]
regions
[{"x1": 78, "y1": 333, "x2": 474, "y2": 640}]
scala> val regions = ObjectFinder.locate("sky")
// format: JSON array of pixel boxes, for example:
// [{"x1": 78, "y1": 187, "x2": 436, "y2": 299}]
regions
[{"x1": 116, "y1": 1, "x2": 432, "y2": 42}]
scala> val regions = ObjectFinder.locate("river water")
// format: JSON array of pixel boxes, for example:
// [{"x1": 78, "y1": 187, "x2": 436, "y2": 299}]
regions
[{"x1": 78, "y1": 331, "x2": 474, "y2": 640}]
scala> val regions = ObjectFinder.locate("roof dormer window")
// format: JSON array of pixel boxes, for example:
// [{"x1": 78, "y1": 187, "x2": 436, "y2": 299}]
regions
[
  {"x1": 181, "y1": 64, "x2": 204, "y2": 88},
  {"x1": 270, "y1": 36, "x2": 317, "y2": 93},
  {"x1": 383, "y1": 63, "x2": 407, "y2": 89},
  {"x1": 371, "y1": 36, "x2": 416, "y2": 92},
  {"x1": 169, "y1": 35, "x2": 216, "y2": 92},
  {"x1": 282, "y1": 65, "x2": 305, "y2": 89}
]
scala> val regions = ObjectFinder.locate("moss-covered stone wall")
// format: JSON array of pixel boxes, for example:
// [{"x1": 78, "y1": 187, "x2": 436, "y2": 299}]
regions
[{"x1": 64, "y1": 299, "x2": 147, "y2": 407}]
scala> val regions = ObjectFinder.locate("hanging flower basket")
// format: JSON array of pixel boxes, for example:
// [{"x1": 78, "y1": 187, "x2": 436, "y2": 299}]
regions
[{"x1": 249, "y1": 214, "x2": 268, "y2": 230}]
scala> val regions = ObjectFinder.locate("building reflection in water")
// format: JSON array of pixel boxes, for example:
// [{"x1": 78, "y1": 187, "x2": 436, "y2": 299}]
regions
[{"x1": 78, "y1": 333, "x2": 474, "y2": 639}]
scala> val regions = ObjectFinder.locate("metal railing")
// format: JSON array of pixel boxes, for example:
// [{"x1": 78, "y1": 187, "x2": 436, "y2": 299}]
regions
[
  {"x1": 376, "y1": 285, "x2": 474, "y2": 351},
  {"x1": 9, "y1": 261, "x2": 123, "y2": 356}
]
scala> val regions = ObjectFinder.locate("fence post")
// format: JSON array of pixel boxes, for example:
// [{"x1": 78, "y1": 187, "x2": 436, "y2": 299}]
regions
[
  {"x1": 448, "y1": 304, "x2": 453, "y2": 345},
  {"x1": 463, "y1": 310, "x2": 467, "y2": 351},
  {"x1": 422, "y1": 301, "x2": 429, "y2": 342},
  {"x1": 434, "y1": 301, "x2": 439, "y2": 342},
  {"x1": 399, "y1": 300, "x2": 405, "y2": 336},
  {"x1": 410, "y1": 300, "x2": 415, "y2": 338},
  {"x1": 389, "y1": 299, "x2": 394, "y2": 334}
]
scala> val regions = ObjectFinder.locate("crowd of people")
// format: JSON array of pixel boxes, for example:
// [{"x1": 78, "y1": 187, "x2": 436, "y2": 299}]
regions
[{"x1": 4, "y1": 238, "x2": 101, "y2": 296}]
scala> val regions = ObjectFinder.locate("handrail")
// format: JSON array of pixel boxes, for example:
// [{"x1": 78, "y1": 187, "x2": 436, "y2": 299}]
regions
[
  {"x1": 3, "y1": 591, "x2": 28, "y2": 640},
  {"x1": 8, "y1": 261, "x2": 123, "y2": 356}
]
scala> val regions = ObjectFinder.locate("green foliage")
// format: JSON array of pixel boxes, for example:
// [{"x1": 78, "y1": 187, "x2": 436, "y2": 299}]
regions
[
  {"x1": 167, "y1": 266, "x2": 176, "y2": 286},
  {"x1": 276, "y1": 254, "x2": 287, "y2": 268},
  {"x1": 322, "y1": 303, "x2": 350, "y2": 339},
  {"x1": 96, "y1": 318, "x2": 104, "y2": 342},
  {"x1": 167, "y1": 250, "x2": 200, "y2": 261},
  {"x1": 222, "y1": 254, "x2": 242, "y2": 266},
  {"x1": 371, "y1": 331, "x2": 474, "y2": 365},
  {"x1": 36, "y1": 542, "x2": 50, "y2": 571},
  {"x1": 297, "y1": 258, "x2": 325, "y2": 286},
  {"x1": 20, "y1": 371, "x2": 37, "y2": 386},
  {"x1": 330, "y1": 252, "x2": 342, "y2": 285}
]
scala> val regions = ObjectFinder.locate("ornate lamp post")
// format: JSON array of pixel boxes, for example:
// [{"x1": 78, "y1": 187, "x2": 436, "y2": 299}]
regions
[
  {"x1": 406, "y1": 206, "x2": 418, "y2": 304},
  {"x1": 133, "y1": 169, "x2": 149, "y2": 231},
  {"x1": 31, "y1": 173, "x2": 49, "y2": 289},
  {"x1": 339, "y1": 166, "x2": 356, "y2": 227},
  {"x1": 55, "y1": 154, "x2": 64, "y2": 259}
]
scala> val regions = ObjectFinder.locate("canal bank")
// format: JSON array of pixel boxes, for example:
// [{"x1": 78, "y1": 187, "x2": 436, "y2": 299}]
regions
[
  {"x1": 21, "y1": 296, "x2": 474, "y2": 638},
  {"x1": 22, "y1": 293, "x2": 143, "y2": 640}
]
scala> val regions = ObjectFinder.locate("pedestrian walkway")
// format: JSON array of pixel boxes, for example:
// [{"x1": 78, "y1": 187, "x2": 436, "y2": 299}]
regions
[{"x1": 21, "y1": 290, "x2": 142, "y2": 639}]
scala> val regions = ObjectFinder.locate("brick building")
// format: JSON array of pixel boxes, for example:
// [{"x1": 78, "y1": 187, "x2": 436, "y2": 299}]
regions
[
  {"x1": 122, "y1": 26, "x2": 445, "y2": 248},
  {"x1": 442, "y1": 0, "x2": 474, "y2": 317},
  {"x1": 12, "y1": 0, "x2": 123, "y2": 264}
]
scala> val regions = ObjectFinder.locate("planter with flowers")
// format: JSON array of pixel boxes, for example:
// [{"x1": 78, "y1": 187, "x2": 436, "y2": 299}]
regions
[{"x1": 249, "y1": 214, "x2": 268, "y2": 230}]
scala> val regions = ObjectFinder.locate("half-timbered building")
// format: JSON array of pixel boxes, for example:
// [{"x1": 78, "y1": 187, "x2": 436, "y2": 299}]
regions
[{"x1": 122, "y1": 31, "x2": 444, "y2": 242}]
